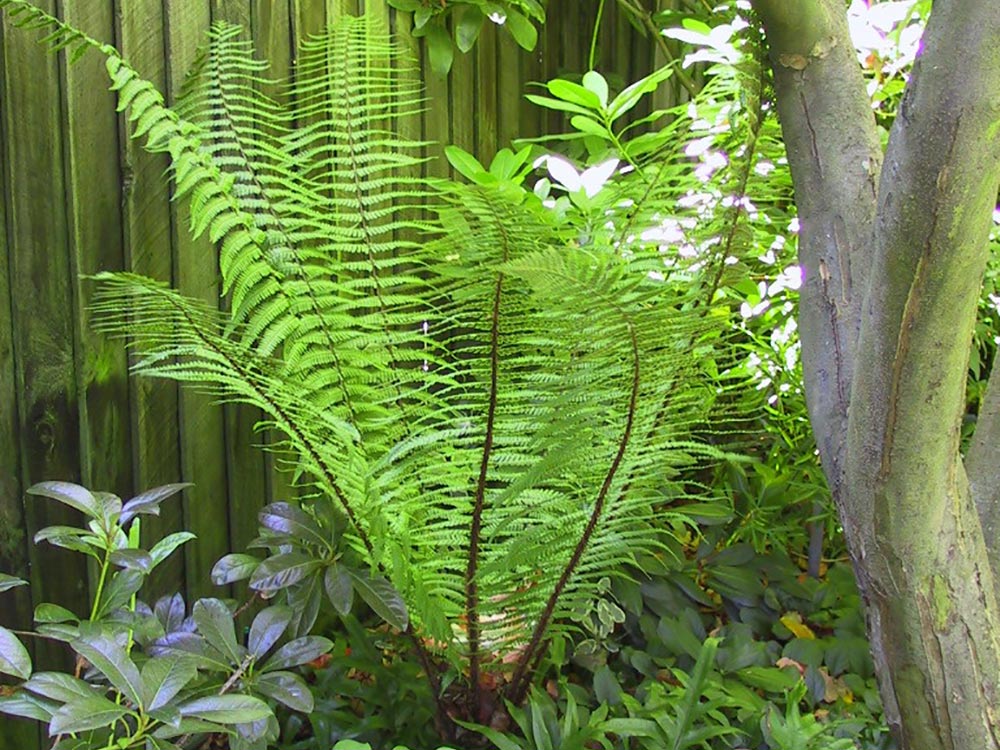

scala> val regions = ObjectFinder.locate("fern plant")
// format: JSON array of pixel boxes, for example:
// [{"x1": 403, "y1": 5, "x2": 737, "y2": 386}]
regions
[{"x1": 0, "y1": 2, "x2": 757, "y2": 742}]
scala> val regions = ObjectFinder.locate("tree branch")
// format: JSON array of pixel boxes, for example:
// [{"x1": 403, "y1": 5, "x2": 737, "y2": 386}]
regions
[
  {"x1": 967, "y1": 360, "x2": 1000, "y2": 584},
  {"x1": 750, "y1": 0, "x2": 881, "y2": 526}
]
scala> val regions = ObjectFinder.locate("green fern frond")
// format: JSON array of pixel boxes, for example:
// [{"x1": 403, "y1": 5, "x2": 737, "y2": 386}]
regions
[{"x1": 2, "y1": 4, "x2": 758, "y2": 711}]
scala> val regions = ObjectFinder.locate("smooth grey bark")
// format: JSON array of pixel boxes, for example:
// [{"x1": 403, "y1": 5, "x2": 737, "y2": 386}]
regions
[{"x1": 751, "y1": 1, "x2": 1000, "y2": 748}]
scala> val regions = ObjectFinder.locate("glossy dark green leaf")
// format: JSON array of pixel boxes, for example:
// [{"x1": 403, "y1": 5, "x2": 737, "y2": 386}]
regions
[
  {"x1": 95, "y1": 569, "x2": 144, "y2": 618},
  {"x1": 248, "y1": 605, "x2": 292, "y2": 658},
  {"x1": 258, "y1": 503, "x2": 327, "y2": 549},
  {"x1": 323, "y1": 564, "x2": 353, "y2": 616},
  {"x1": 48, "y1": 693, "x2": 129, "y2": 736},
  {"x1": 142, "y1": 656, "x2": 197, "y2": 711},
  {"x1": 150, "y1": 632, "x2": 231, "y2": 673},
  {"x1": 148, "y1": 704, "x2": 181, "y2": 728},
  {"x1": 261, "y1": 635, "x2": 333, "y2": 672},
  {"x1": 28, "y1": 481, "x2": 100, "y2": 520},
  {"x1": 192, "y1": 598, "x2": 242, "y2": 664},
  {"x1": 0, "y1": 625, "x2": 31, "y2": 679},
  {"x1": 347, "y1": 569, "x2": 409, "y2": 630},
  {"x1": 120, "y1": 483, "x2": 191, "y2": 524},
  {"x1": 32, "y1": 526, "x2": 101, "y2": 559},
  {"x1": 154, "y1": 593, "x2": 187, "y2": 632},
  {"x1": 287, "y1": 571, "x2": 323, "y2": 637},
  {"x1": 256, "y1": 670, "x2": 314, "y2": 712},
  {"x1": 145, "y1": 737, "x2": 182, "y2": 750},
  {"x1": 71, "y1": 632, "x2": 143, "y2": 706},
  {"x1": 0, "y1": 692, "x2": 59, "y2": 722},
  {"x1": 23, "y1": 672, "x2": 97, "y2": 703},
  {"x1": 34, "y1": 603, "x2": 79, "y2": 624},
  {"x1": 249, "y1": 552, "x2": 321, "y2": 593},
  {"x1": 36, "y1": 623, "x2": 80, "y2": 642},
  {"x1": 151, "y1": 716, "x2": 227, "y2": 739},
  {"x1": 110, "y1": 548, "x2": 153, "y2": 573},
  {"x1": 178, "y1": 694, "x2": 272, "y2": 725},
  {"x1": 211, "y1": 553, "x2": 259, "y2": 586}
]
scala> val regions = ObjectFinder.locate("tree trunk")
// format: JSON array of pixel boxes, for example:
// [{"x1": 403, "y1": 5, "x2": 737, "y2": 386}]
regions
[{"x1": 750, "y1": 1, "x2": 1000, "y2": 748}]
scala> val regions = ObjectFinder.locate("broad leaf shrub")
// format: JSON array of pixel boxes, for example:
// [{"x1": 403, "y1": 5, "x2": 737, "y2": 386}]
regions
[{"x1": 0, "y1": 482, "x2": 332, "y2": 750}]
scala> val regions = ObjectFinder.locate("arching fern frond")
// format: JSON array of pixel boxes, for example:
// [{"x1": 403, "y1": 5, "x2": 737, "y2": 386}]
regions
[{"x1": 1, "y1": 3, "x2": 754, "y2": 725}]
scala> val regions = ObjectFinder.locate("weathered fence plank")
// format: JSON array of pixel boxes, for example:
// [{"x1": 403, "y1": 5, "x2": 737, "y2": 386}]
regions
[
  {"x1": 116, "y1": 0, "x2": 187, "y2": 600},
  {"x1": 0, "y1": 17, "x2": 39, "y2": 750}
]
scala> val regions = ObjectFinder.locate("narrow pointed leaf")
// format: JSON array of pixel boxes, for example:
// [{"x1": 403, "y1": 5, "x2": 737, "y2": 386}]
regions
[
  {"x1": 0, "y1": 573, "x2": 28, "y2": 593},
  {"x1": 192, "y1": 598, "x2": 242, "y2": 664},
  {"x1": 248, "y1": 605, "x2": 292, "y2": 659},
  {"x1": 256, "y1": 670, "x2": 314, "y2": 712},
  {"x1": 149, "y1": 532, "x2": 197, "y2": 570},
  {"x1": 120, "y1": 483, "x2": 191, "y2": 524},
  {"x1": 142, "y1": 656, "x2": 198, "y2": 711},
  {"x1": 48, "y1": 693, "x2": 129, "y2": 736},
  {"x1": 178, "y1": 694, "x2": 272, "y2": 725},
  {"x1": 212, "y1": 553, "x2": 260, "y2": 585},
  {"x1": 347, "y1": 569, "x2": 409, "y2": 630},
  {"x1": 71, "y1": 632, "x2": 143, "y2": 707},
  {"x1": 28, "y1": 482, "x2": 100, "y2": 519},
  {"x1": 261, "y1": 636, "x2": 332, "y2": 672}
]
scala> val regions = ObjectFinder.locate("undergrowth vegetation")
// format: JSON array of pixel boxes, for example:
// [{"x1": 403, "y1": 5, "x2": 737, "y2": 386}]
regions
[{"x1": 0, "y1": 1, "x2": 946, "y2": 749}]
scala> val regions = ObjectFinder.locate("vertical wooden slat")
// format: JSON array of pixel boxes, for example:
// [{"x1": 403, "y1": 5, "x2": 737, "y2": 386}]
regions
[
  {"x1": 250, "y1": 0, "x2": 298, "y2": 525},
  {"x1": 2, "y1": 0, "x2": 85, "y2": 681},
  {"x1": 423, "y1": 38, "x2": 450, "y2": 177},
  {"x1": 115, "y1": 0, "x2": 185, "y2": 600},
  {"x1": 474, "y1": 22, "x2": 497, "y2": 163},
  {"x1": 211, "y1": 0, "x2": 272, "y2": 582},
  {"x1": 167, "y1": 1, "x2": 230, "y2": 601},
  {"x1": 496, "y1": 27, "x2": 521, "y2": 151},
  {"x1": 0, "y1": 15, "x2": 39, "y2": 750},
  {"x1": 450, "y1": 22, "x2": 475, "y2": 162},
  {"x1": 62, "y1": 0, "x2": 131, "y2": 516},
  {"x1": 293, "y1": 0, "x2": 326, "y2": 39}
]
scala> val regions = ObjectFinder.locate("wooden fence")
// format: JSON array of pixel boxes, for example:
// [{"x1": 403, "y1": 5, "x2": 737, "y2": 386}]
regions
[{"x1": 0, "y1": 1, "x2": 670, "y2": 746}]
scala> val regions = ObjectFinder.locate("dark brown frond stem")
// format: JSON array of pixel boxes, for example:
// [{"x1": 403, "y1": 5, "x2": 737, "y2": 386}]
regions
[
  {"x1": 164, "y1": 290, "x2": 377, "y2": 557},
  {"x1": 465, "y1": 269, "x2": 505, "y2": 715},
  {"x1": 506, "y1": 320, "x2": 641, "y2": 705},
  {"x1": 405, "y1": 625, "x2": 450, "y2": 738}
]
